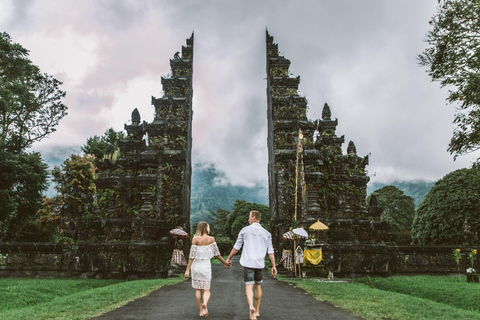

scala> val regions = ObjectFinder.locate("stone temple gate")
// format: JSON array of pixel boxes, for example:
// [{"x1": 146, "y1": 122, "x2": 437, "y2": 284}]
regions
[
  {"x1": 0, "y1": 32, "x2": 467, "y2": 278},
  {"x1": 266, "y1": 31, "x2": 382, "y2": 247}
]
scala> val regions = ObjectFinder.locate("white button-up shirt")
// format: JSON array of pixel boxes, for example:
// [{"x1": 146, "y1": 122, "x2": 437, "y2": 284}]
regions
[{"x1": 233, "y1": 222, "x2": 274, "y2": 269}]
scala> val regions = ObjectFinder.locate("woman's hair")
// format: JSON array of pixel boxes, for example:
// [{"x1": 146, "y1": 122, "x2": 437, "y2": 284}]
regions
[{"x1": 195, "y1": 221, "x2": 209, "y2": 237}]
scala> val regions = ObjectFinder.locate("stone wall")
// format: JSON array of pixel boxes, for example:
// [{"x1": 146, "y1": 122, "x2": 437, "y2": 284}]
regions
[
  {"x1": 0, "y1": 217, "x2": 181, "y2": 278},
  {"x1": 1, "y1": 242, "x2": 473, "y2": 278}
]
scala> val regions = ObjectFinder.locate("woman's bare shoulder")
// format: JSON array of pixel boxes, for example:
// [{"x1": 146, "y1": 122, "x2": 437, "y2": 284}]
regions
[{"x1": 192, "y1": 236, "x2": 201, "y2": 245}]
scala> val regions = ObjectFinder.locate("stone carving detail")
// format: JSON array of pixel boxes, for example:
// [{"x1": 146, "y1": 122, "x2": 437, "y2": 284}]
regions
[
  {"x1": 347, "y1": 141, "x2": 357, "y2": 155},
  {"x1": 322, "y1": 103, "x2": 331, "y2": 120}
]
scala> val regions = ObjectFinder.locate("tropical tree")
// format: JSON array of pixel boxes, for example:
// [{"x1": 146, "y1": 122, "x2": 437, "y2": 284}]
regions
[
  {"x1": 210, "y1": 208, "x2": 230, "y2": 237},
  {"x1": 51, "y1": 154, "x2": 96, "y2": 219},
  {"x1": 418, "y1": 0, "x2": 480, "y2": 160},
  {"x1": 0, "y1": 32, "x2": 66, "y2": 241},
  {"x1": 368, "y1": 186, "x2": 416, "y2": 232},
  {"x1": 0, "y1": 32, "x2": 67, "y2": 153},
  {"x1": 368, "y1": 186, "x2": 416, "y2": 244},
  {"x1": 81, "y1": 128, "x2": 125, "y2": 161},
  {"x1": 0, "y1": 151, "x2": 49, "y2": 240},
  {"x1": 411, "y1": 167, "x2": 480, "y2": 245}
]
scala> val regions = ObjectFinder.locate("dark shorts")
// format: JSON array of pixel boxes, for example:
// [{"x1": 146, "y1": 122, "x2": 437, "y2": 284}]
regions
[{"x1": 243, "y1": 267, "x2": 263, "y2": 285}]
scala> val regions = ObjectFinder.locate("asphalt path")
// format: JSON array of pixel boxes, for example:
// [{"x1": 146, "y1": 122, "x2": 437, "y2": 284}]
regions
[{"x1": 92, "y1": 257, "x2": 364, "y2": 320}]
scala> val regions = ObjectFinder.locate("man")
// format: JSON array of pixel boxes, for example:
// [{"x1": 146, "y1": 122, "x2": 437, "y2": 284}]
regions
[{"x1": 226, "y1": 210, "x2": 277, "y2": 320}]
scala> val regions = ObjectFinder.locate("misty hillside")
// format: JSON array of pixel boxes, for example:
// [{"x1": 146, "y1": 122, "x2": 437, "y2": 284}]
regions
[
  {"x1": 190, "y1": 163, "x2": 268, "y2": 225},
  {"x1": 190, "y1": 164, "x2": 436, "y2": 224}
]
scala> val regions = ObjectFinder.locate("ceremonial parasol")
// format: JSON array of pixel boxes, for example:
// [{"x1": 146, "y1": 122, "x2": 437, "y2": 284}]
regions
[
  {"x1": 282, "y1": 231, "x2": 296, "y2": 241},
  {"x1": 169, "y1": 228, "x2": 189, "y2": 239},
  {"x1": 292, "y1": 227, "x2": 308, "y2": 239},
  {"x1": 309, "y1": 219, "x2": 329, "y2": 230}
]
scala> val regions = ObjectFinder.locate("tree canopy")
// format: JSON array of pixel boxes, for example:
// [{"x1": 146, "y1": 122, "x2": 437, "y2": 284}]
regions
[
  {"x1": 0, "y1": 151, "x2": 49, "y2": 240},
  {"x1": 418, "y1": 0, "x2": 480, "y2": 161},
  {"x1": 0, "y1": 32, "x2": 67, "y2": 153},
  {"x1": 368, "y1": 185, "x2": 416, "y2": 233},
  {"x1": 51, "y1": 154, "x2": 96, "y2": 219},
  {"x1": 81, "y1": 128, "x2": 125, "y2": 161},
  {"x1": 0, "y1": 32, "x2": 66, "y2": 241},
  {"x1": 411, "y1": 167, "x2": 480, "y2": 245}
]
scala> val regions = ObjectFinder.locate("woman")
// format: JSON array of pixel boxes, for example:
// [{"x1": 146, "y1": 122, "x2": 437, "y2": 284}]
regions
[{"x1": 185, "y1": 221, "x2": 230, "y2": 317}]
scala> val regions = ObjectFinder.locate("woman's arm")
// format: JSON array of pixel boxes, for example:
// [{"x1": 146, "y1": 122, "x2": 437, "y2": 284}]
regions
[
  {"x1": 184, "y1": 258, "x2": 194, "y2": 277},
  {"x1": 185, "y1": 237, "x2": 198, "y2": 278},
  {"x1": 216, "y1": 255, "x2": 230, "y2": 268}
]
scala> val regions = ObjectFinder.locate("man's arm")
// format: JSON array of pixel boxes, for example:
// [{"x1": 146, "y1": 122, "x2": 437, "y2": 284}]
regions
[
  {"x1": 226, "y1": 248, "x2": 239, "y2": 265},
  {"x1": 268, "y1": 253, "x2": 277, "y2": 278},
  {"x1": 227, "y1": 228, "x2": 244, "y2": 265}
]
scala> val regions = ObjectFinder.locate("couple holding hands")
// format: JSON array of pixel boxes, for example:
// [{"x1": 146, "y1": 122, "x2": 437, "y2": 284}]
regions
[{"x1": 184, "y1": 210, "x2": 277, "y2": 319}]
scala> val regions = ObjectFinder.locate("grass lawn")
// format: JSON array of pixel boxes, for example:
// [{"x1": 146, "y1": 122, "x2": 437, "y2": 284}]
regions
[
  {"x1": 281, "y1": 275, "x2": 480, "y2": 320},
  {"x1": 3, "y1": 274, "x2": 480, "y2": 320},
  {"x1": 0, "y1": 277, "x2": 183, "y2": 320}
]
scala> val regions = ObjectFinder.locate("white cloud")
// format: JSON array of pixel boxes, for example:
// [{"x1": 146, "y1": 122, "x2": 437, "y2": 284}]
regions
[
  {"x1": 0, "y1": 0, "x2": 14, "y2": 25},
  {"x1": 11, "y1": 0, "x2": 480, "y2": 189},
  {"x1": 17, "y1": 28, "x2": 99, "y2": 86}
]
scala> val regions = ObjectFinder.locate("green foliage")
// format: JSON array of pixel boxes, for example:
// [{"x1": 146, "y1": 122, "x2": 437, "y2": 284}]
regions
[
  {"x1": 418, "y1": 0, "x2": 480, "y2": 160},
  {"x1": 214, "y1": 236, "x2": 234, "y2": 256},
  {"x1": 210, "y1": 208, "x2": 230, "y2": 237},
  {"x1": 452, "y1": 248, "x2": 461, "y2": 275},
  {"x1": 0, "y1": 32, "x2": 65, "y2": 241},
  {"x1": 411, "y1": 167, "x2": 480, "y2": 245},
  {"x1": 367, "y1": 180, "x2": 434, "y2": 207},
  {"x1": 0, "y1": 32, "x2": 67, "y2": 153},
  {"x1": 0, "y1": 150, "x2": 49, "y2": 240},
  {"x1": 226, "y1": 200, "x2": 270, "y2": 240},
  {"x1": 468, "y1": 248, "x2": 477, "y2": 269},
  {"x1": 50, "y1": 154, "x2": 96, "y2": 219},
  {"x1": 81, "y1": 128, "x2": 125, "y2": 162},
  {"x1": 367, "y1": 185, "x2": 415, "y2": 235}
]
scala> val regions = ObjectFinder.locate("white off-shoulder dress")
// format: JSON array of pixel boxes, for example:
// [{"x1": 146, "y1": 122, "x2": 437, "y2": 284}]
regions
[{"x1": 189, "y1": 242, "x2": 220, "y2": 289}]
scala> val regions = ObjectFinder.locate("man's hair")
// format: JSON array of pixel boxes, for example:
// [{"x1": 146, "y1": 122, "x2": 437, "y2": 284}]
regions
[
  {"x1": 195, "y1": 221, "x2": 209, "y2": 237},
  {"x1": 250, "y1": 210, "x2": 261, "y2": 221}
]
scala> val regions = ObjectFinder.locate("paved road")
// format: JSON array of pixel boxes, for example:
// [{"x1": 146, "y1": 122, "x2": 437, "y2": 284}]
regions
[{"x1": 92, "y1": 257, "x2": 364, "y2": 320}]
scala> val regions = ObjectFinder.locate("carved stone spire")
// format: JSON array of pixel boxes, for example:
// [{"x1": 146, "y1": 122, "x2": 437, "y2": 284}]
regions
[
  {"x1": 347, "y1": 141, "x2": 357, "y2": 155},
  {"x1": 322, "y1": 103, "x2": 331, "y2": 120},
  {"x1": 131, "y1": 108, "x2": 141, "y2": 125}
]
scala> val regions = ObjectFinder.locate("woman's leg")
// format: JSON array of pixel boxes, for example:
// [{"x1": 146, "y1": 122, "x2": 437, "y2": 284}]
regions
[
  {"x1": 202, "y1": 289, "x2": 211, "y2": 316},
  {"x1": 195, "y1": 289, "x2": 203, "y2": 315}
]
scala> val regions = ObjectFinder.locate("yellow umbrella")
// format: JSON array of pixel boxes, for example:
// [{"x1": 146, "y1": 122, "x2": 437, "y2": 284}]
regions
[{"x1": 309, "y1": 219, "x2": 329, "y2": 230}]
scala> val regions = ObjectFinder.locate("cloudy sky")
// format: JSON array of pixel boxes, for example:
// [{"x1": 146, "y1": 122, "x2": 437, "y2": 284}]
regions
[{"x1": 1, "y1": 0, "x2": 477, "y2": 187}]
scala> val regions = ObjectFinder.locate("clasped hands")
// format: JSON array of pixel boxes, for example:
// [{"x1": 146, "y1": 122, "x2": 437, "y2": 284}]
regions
[{"x1": 223, "y1": 259, "x2": 232, "y2": 269}]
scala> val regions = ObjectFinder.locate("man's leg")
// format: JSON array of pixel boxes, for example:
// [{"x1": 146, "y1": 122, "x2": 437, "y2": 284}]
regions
[
  {"x1": 254, "y1": 283, "x2": 262, "y2": 317},
  {"x1": 245, "y1": 284, "x2": 256, "y2": 319}
]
